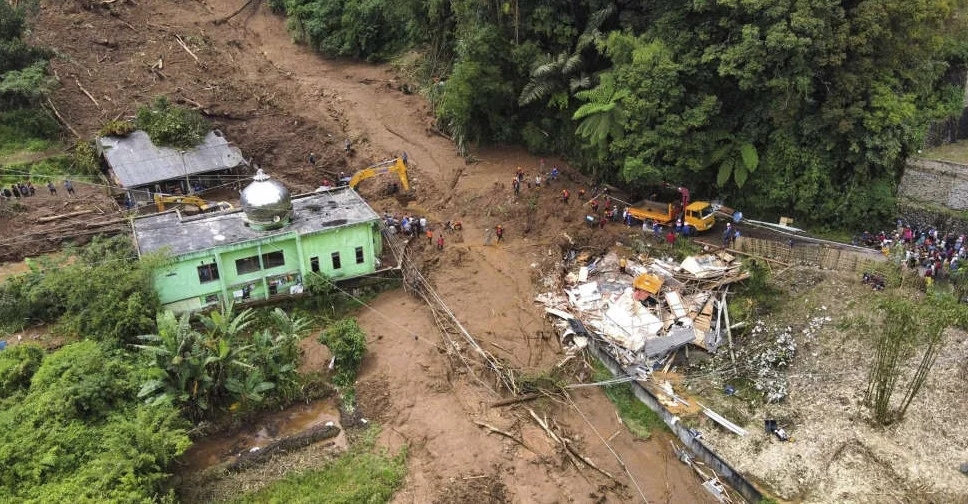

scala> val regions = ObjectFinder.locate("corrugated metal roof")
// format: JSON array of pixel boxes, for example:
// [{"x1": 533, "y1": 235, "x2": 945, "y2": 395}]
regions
[
  {"x1": 98, "y1": 130, "x2": 244, "y2": 188},
  {"x1": 133, "y1": 187, "x2": 380, "y2": 257}
]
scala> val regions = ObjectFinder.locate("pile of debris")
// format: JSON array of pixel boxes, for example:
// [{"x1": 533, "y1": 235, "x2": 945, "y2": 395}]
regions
[{"x1": 538, "y1": 250, "x2": 749, "y2": 378}]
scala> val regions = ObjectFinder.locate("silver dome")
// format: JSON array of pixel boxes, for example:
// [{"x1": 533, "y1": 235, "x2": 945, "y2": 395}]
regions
[{"x1": 240, "y1": 169, "x2": 293, "y2": 229}]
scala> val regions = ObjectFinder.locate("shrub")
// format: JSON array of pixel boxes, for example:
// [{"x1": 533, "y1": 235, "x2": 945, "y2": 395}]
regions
[
  {"x1": 30, "y1": 340, "x2": 135, "y2": 420},
  {"x1": 97, "y1": 119, "x2": 135, "y2": 138},
  {"x1": 71, "y1": 139, "x2": 100, "y2": 176},
  {"x1": 0, "y1": 236, "x2": 161, "y2": 346},
  {"x1": 319, "y1": 318, "x2": 367, "y2": 388},
  {"x1": 135, "y1": 96, "x2": 209, "y2": 149},
  {"x1": 0, "y1": 343, "x2": 44, "y2": 398}
]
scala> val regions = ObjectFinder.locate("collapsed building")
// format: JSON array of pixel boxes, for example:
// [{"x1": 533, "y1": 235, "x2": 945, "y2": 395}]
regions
[{"x1": 538, "y1": 249, "x2": 749, "y2": 377}]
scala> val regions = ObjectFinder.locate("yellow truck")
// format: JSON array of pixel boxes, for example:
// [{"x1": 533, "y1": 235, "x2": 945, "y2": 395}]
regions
[{"x1": 625, "y1": 186, "x2": 716, "y2": 232}]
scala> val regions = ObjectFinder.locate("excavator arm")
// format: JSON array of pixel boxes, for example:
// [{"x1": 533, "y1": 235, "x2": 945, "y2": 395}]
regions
[
  {"x1": 154, "y1": 194, "x2": 232, "y2": 213},
  {"x1": 348, "y1": 158, "x2": 410, "y2": 192}
]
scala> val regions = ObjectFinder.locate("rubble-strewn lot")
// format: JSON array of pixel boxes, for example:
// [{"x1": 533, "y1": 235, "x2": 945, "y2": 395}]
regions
[
  {"x1": 540, "y1": 246, "x2": 968, "y2": 503},
  {"x1": 697, "y1": 270, "x2": 968, "y2": 503}
]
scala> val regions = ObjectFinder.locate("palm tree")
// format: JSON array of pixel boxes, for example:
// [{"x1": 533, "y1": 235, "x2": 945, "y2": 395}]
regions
[
  {"x1": 518, "y1": 4, "x2": 614, "y2": 107},
  {"x1": 572, "y1": 72, "x2": 628, "y2": 150}
]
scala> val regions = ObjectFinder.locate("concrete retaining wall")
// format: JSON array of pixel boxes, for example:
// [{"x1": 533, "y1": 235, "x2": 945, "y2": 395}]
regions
[
  {"x1": 587, "y1": 339, "x2": 763, "y2": 504},
  {"x1": 899, "y1": 158, "x2": 968, "y2": 210}
]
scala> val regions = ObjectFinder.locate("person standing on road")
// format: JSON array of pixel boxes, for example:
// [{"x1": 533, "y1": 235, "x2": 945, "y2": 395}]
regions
[
  {"x1": 496, "y1": 224, "x2": 504, "y2": 243},
  {"x1": 516, "y1": 166, "x2": 524, "y2": 182},
  {"x1": 437, "y1": 234, "x2": 444, "y2": 251},
  {"x1": 512, "y1": 177, "x2": 520, "y2": 196},
  {"x1": 561, "y1": 188, "x2": 569, "y2": 204},
  {"x1": 64, "y1": 180, "x2": 75, "y2": 196},
  {"x1": 308, "y1": 152, "x2": 316, "y2": 168},
  {"x1": 723, "y1": 227, "x2": 731, "y2": 248},
  {"x1": 550, "y1": 165, "x2": 559, "y2": 182},
  {"x1": 47, "y1": 181, "x2": 56, "y2": 196}
]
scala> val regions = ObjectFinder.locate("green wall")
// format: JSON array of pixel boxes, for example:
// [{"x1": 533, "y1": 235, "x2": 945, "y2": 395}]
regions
[{"x1": 151, "y1": 221, "x2": 382, "y2": 311}]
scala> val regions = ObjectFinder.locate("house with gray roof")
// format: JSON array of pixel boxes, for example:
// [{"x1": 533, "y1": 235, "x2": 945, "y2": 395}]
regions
[{"x1": 98, "y1": 129, "x2": 246, "y2": 203}]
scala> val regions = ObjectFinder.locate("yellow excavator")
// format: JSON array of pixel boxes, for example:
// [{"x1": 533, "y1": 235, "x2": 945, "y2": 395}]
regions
[
  {"x1": 154, "y1": 194, "x2": 233, "y2": 214},
  {"x1": 344, "y1": 157, "x2": 411, "y2": 193}
]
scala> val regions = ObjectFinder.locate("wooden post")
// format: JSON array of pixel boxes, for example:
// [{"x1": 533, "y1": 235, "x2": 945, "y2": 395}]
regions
[{"x1": 723, "y1": 288, "x2": 736, "y2": 365}]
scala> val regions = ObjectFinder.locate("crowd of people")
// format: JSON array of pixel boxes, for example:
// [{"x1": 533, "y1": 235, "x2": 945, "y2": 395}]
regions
[
  {"x1": 0, "y1": 179, "x2": 76, "y2": 200},
  {"x1": 860, "y1": 220, "x2": 968, "y2": 285}
]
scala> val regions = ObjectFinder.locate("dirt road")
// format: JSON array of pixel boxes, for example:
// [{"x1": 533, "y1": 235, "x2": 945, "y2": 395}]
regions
[{"x1": 34, "y1": 0, "x2": 713, "y2": 501}]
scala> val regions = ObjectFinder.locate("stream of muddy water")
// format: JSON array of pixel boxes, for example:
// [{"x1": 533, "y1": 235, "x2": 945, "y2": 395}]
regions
[{"x1": 181, "y1": 398, "x2": 345, "y2": 471}]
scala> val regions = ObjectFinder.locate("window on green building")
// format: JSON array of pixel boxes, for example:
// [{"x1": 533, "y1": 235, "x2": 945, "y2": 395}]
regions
[
  {"x1": 262, "y1": 250, "x2": 285, "y2": 269},
  {"x1": 355, "y1": 246, "x2": 365, "y2": 264},
  {"x1": 197, "y1": 263, "x2": 220, "y2": 283},
  {"x1": 310, "y1": 257, "x2": 320, "y2": 273},
  {"x1": 331, "y1": 252, "x2": 341, "y2": 270},
  {"x1": 236, "y1": 256, "x2": 261, "y2": 275}
]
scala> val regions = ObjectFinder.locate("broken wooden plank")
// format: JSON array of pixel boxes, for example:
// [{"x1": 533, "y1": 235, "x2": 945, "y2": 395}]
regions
[
  {"x1": 697, "y1": 402, "x2": 747, "y2": 436},
  {"x1": 174, "y1": 34, "x2": 200, "y2": 63},
  {"x1": 665, "y1": 291, "x2": 687, "y2": 318},
  {"x1": 722, "y1": 289, "x2": 736, "y2": 365}
]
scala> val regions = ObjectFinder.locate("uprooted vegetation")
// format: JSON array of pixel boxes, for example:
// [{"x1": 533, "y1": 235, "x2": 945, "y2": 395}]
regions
[{"x1": 134, "y1": 96, "x2": 210, "y2": 149}]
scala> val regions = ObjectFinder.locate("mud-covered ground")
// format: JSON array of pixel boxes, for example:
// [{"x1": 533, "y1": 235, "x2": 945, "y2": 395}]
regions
[{"x1": 27, "y1": 0, "x2": 714, "y2": 502}]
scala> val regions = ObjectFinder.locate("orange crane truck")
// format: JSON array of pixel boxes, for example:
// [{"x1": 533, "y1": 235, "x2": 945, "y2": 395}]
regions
[{"x1": 626, "y1": 185, "x2": 716, "y2": 232}]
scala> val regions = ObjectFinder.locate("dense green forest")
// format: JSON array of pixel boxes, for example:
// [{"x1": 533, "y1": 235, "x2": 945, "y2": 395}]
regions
[{"x1": 274, "y1": 0, "x2": 968, "y2": 228}]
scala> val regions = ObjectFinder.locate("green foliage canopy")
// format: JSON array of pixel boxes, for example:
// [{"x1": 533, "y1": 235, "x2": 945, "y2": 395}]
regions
[
  {"x1": 135, "y1": 96, "x2": 209, "y2": 149},
  {"x1": 0, "y1": 236, "x2": 161, "y2": 347},
  {"x1": 0, "y1": 341, "x2": 191, "y2": 503},
  {"x1": 318, "y1": 317, "x2": 367, "y2": 388},
  {"x1": 0, "y1": 343, "x2": 43, "y2": 398},
  {"x1": 137, "y1": 307, "x2": 307, "y2": 421}
]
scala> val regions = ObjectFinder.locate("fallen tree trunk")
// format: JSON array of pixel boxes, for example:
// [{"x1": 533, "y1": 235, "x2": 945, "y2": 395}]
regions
[
  {"x1": 37, "y1": 210, "x2": 95, "y2": 223},
  {"x1": 490, "y1": 393, "x2": 541, "y2": 408},
  {"x1": 226, "y1": 424, "x2": 340, "y2": 472}
]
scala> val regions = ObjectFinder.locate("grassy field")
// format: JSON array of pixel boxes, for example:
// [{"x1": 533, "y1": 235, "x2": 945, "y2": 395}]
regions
[
  {"x1": 919, "y1": 139, "x2": 968, "y2": 165},
  {"x1": 229, "y1": 428, "x2": 407, "y2": 504}
]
